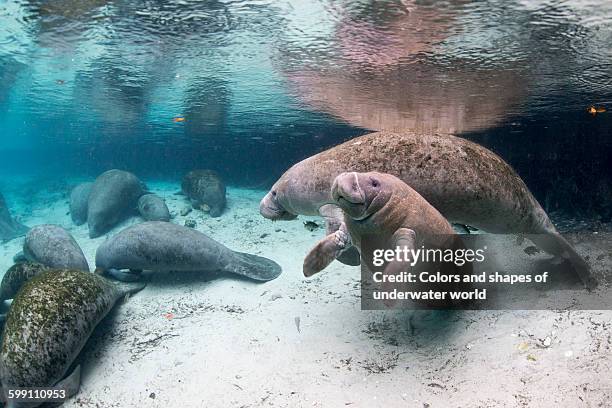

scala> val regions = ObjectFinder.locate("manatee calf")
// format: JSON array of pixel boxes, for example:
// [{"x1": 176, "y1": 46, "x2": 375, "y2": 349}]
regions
[
  {"x1": 21, "y1": 224, "x2": 89, "y2": 272},
  {"x1": 181, "y1": 170, "x2": 226, "y2": 217},
  {"x1": 260, "y1": 130, "x2": 597, "y2": 289},
  {"x1": 95, "y1": 221, "x2": 281, "y2": 282},
  {"x1": 0, "y1": 269, "x2": 145, "y2": 406},
  {"x1": 69, "y1": 182, "x2": 93, "y2": 225},
  {"x1": 138, "y1": 194, "x2": 170, "y2": 222},
  {"x1": 88, "y1": 169, "x2": 145, "y2": 238},
  {"x1": 0, "y1": 262, "x2": 50, "y2": 302},
  {"x1": 0, "y1": 193, "x2": 28, "y2": 242},
  {"x1": 304, "y1": 172, "x2": 470, "y2": 307}
]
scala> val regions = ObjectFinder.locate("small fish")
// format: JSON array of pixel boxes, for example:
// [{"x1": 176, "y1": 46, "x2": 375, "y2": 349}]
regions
[
  {"x1": 587, "y1": 105, "x2": 606, "y2": 116},
  {"x1": 303, "y1": 221, "x2": 320, "y2": 232},
  {"x1": 173, "y1": 116, "x2": 185, "y2": 123},
  {"x1": 56, "y1": 79, "x2": 65, "y2": 85}
]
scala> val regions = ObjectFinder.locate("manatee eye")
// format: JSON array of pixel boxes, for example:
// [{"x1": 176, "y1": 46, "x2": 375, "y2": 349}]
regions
[
  {"x1": 271, "y1": 190, "x2": 277, "y2": 197},
  {"x1": 371, "y1": 179, "x2": 379, "y2": 188}
]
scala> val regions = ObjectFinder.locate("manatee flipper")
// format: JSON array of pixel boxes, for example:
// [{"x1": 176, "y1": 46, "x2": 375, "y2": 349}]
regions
[
  {"x1": 303, "y1": 228, "x2": 352, "y2": 277},
  {"x1": 55, "y1": 365, "x2": 81, "y2": 399},
  {"x1": 319, "y1": 204, "x2": 361, "y2": 266},
  {"x1": 380, "y1": 228, "x2": 417, "y2": 308},
  {"x1": 113, "y1": 280, "x2": 147, "y2": 297},
  {"x1": 527, "y1": 232, "x2": 597, "y2": 290},
  {"x1": 224, "y1": 252, "x2": 282, "y2": 281},
  {"x1": 106, "y1": 268, "x2": 142, "y2": 282},
  {"x1": 452, "y1": 224, "x2": 471, "y2": 234},
  {"x1": 0, "y1": 193, "x2": 28, "y2": 242}
]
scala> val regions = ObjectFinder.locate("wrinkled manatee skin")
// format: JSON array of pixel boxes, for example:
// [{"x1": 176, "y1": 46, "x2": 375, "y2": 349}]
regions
[
  {"x1": 0, "y1": 269, "x2": 144, "y2": 402},
  {"x1": 181, "y1": 170, "x2": 226, "y2": 217},
  {"x1": 0, "y1": 262, "x2": 50, "y2": 302},
  {"x1": 69, "y1": 182, "x2": 93, "y2": 226},
  {"x1": 87, "y1": 170, "x2": 145, "y2": 238},
  {"x1": 137, "y1": 194, "x2": 170, "y2": 222},
  {"x1": 96, "y1": 221, "x2": 281, "y2": 281},
  {"x1": 24, "y1": 225, "x2": 89, "y2": 272}
]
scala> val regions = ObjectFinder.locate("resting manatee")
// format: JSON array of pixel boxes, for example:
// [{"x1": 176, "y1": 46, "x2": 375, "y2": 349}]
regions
[
  {"x1": 0, "y1": 193, "x2": 28, "y2": 242},
  {"x1": 0, "y1": 262, "x2": 50, "y2": 302},
  {"x1": 95, "y1": 221, "x2": 281, "y2": 282},
  {"x1": 21, "y1": 224, "x2": 89, "y2": 272},
  {"x1": 138, "y1": 194, "x2": 171, "y2": 222},
  {"x1": 0, "y1": 269, "x2": 144, "y2": 407},
  {"x1": 88, "y1": 170, "x2": 145, "y2": 238},
  {"x1": 304, "y1": 172, "x2": 470, "y2": 307},
  {"x1": 69, "y1": 182, "x2": 93, "y2": 226},
  {"x1": 181, "y1": 170, "x2": 226, "y2": 217},
  {"x1": 261, "y1": 130, "x2": 597, "y2": 289}
]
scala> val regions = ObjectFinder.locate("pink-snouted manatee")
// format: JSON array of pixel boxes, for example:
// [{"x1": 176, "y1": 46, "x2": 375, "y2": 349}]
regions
[
  {"x1": 0, "y1": 269, "x2": 145, "y2": 407},
  {"x1": 260, "y1": 130, "x2": 597, "y2": 289},
  {"x1": 87, "y1": 170, "x2": 145, "y2": 238},
  {"x1": 304, "y1": 172, "x2": 471, "y2": 307},
  {"x1": 95, "y1": 221, "x2": 281, "y2": 282}
]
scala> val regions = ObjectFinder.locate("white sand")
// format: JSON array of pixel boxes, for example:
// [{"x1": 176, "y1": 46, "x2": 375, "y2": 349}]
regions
[{"x1": 0, "y1": 178, "x2": 611, "y2": 407}]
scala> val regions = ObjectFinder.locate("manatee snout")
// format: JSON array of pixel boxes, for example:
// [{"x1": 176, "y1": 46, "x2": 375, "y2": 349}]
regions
[
  {"x1": 332, "y1": 172, "x2": 369, "y2": 219},
  {"x1": 259, "y1": 191, "x2": 297, "y2": 221},
  {"x1": 332, "y1": 172, "x2": 366, "y2": 204}
]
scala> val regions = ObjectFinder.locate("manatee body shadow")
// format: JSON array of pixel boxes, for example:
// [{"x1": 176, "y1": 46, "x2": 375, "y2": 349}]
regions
[
  {"x1": 361, "y1": 309, "x2": 463, "y2": 348},
  {"x1": 140, "y1": 269, "x2": 266, "y2": 288}
]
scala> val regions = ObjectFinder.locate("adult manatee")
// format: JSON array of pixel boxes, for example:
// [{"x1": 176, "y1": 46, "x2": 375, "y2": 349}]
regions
[
  {"x1": 0, "y1": 262, "x2": 50, "y2": 302},
  {"x1": 87, "y1": 170, "x2": 145, "y2": 238},
  {"x1": 137, "y1": 194, "x2": 170, "y2": 222},
  {"x1": 95, "y1": 221, "x2": 281, "y2": 282},
  {"x1": 181, "y1": 170, "x2": 226, "y2": 217},
  {"x1": 0, "y1": 269, "x2": 145, "y2": 407},
  {"x1": 69, "y1": 182, "x2": 93, "y2": 226},
  {"x1": 21, "y1": 224, "x2": 89, "y2": 272},
  {"x1": 260, "y1": 130, "x2": 597, "y2": 289}
]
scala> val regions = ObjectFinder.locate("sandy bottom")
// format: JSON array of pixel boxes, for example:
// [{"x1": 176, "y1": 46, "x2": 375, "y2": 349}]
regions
[{"x1": 0, "y1": 177, "x2": 611, "y2": 407}]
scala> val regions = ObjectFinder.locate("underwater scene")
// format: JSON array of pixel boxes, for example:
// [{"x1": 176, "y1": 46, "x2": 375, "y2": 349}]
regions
[{"x1": 0, "y1": 0, "x2": 611, "y2": 406}]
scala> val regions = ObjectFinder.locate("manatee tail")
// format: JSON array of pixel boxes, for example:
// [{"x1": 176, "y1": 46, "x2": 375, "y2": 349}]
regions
[
  {"x1": 225, "y1": 252, "x2": 282, "y2": 281},
  {"x1": 527, "y1": 232, "x2": 598, "y2": 290},
  {"x1": 112, "y1": 279, "x2": 147, "y2": 297}
]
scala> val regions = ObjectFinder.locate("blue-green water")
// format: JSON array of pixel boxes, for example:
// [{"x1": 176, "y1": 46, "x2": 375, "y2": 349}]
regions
[{"x1": 0, "y1": 0, "x2": 611, "y2": 217}]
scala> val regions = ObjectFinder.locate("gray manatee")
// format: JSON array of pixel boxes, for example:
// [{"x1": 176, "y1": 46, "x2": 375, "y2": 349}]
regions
[
  {"x1": 0, "y1": 193, "x2": 28, "y2": 242},
  {"x1": 260, "y1": 130, "x2": 597, "y2": 289},
  {"x1": 69, "y1": 182, "x2": 93, "y2": 225},
  {"x1": 138, "y1": 194, "x2": 170, "y2": 222},
  {"x1": 88, "y1": 169, "x2": 145, "y2": 238},
  {"x1": 0, "y1": 269, "x2": 145, "y2": 407},
  {"x1": 22, "y1": 224, "x2": 89, "y2": 272},
  {"x1": 181, "y1": 170, "x2": 226, "y2": 217},
  {"x1": 95, "y1": 221, "x2": 281, "y2": 282},
  {"x1": 0, "y1": 262, "x2": 50, "y2": 302}
]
